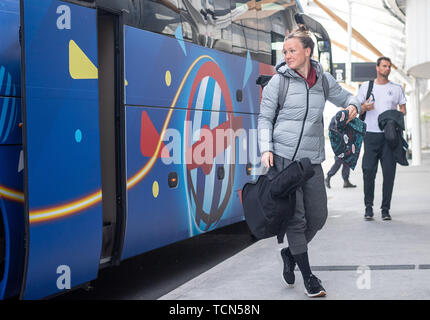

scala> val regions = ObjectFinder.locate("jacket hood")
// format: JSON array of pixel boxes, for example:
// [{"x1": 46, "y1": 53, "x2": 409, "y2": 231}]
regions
[{"x1": 275, "y1": 58, "x2": 324, "y2": 79}]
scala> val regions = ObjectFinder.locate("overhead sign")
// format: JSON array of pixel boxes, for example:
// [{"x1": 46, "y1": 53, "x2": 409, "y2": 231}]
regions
[
  {"x1": 333, "y1": 63, "x2": 345, "y2": 82},
  {"x1": 352, "y1": 62, "x2": 377, "y2": 82}
]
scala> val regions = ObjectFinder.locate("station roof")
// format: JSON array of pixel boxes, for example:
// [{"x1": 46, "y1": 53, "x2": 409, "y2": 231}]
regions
[{"x1": 300, "y1": 0, "x2": 407, "y2": 83}]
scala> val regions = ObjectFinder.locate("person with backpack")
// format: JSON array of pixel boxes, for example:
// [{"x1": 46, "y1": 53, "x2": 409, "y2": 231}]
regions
[
  {"x1": 357, "y1": 57, "x2": 407, "y2": 221},
  {"x1": 258, "y1": 26, "x2": 361, "y2": 298}
]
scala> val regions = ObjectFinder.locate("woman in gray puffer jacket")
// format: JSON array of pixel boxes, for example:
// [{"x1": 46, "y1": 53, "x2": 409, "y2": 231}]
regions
[{"x1": 258, "y1": 27, "x2": 360, "y2": 298}]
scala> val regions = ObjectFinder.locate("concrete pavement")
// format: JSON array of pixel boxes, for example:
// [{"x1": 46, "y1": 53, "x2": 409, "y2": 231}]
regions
[{"x1": 160, "y1": 149, "x2": 430, "y2": 300}]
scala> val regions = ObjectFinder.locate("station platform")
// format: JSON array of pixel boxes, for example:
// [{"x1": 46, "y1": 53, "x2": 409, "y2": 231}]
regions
[{"x1": 160, "y1": 150, "x2": 430, "y2": 300}]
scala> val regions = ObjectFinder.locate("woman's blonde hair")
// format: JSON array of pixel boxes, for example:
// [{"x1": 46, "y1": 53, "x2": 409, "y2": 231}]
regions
[{"x1": 285, "y1": 25, "x2": 315, "y2": 57}]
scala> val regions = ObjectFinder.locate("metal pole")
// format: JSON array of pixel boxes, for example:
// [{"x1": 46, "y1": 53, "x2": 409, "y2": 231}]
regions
[
  {"x1": 412, "y1": 77, "x2": 422, "y2": 166},
  {"x1": 346, "y1": 0, "x2": 352, "y2": 85}
]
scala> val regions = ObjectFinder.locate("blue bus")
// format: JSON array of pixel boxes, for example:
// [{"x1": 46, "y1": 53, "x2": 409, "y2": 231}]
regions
[{"x1": 0, "y1": 0, "x2": 333, "y2": 299}]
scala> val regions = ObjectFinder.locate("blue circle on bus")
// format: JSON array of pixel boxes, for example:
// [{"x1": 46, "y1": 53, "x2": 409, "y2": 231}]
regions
[{"x1": 75, "y1": 129, "x2": 82, "y2": 143}]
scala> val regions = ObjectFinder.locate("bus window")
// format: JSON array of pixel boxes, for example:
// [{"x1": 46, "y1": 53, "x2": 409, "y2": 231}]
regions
[
  {"x1": 308, "y1": 32, "x2": 319, "y2": 60},
  {"x1": 258, "y1": 30, "x2": 271, "y2": 65},
  {"x1": 179, "y1": 10, "x2": 193, "y2": 42},
  {"x1": 271, "y1": 31, "x2": 285, "y2": 66},
  {"x1": 284, "y1": 5, "x2": 296, "y2": 33},
  {"x1": 232, "y1": 23, "x2": 247, "y2": 57},
  {"x1": 256, "y1": 0, "x2": 272, "y2": 65},
  {"x1": 234, "y1": 0, "x2": 258, "y2": 29},
  {"x1": 138, "y1": 0, "x2": 181, "y2": 36},
  {"x1": 212, "y1": 0, "x2": 232, "y2": 53},
  {"x1": 318, "y1": 40, "x2": 332, "y2": 73},
  {"x1": 319, "y1": 51, "x2": 331, "y2": 73},
  {"x1": 177, "y1": 0, "x2": 205, "y2": 45},
  {"x1": 308, "y1": 33, "x2": 332, "y2": 73},
  {"x1": 177, "y1": 0, "x2": 232, "y2": 52},
  {"x1": 231, "y1": 0, "x2": 258, "y2": 60},
  {"x1": 243, "y1": 26, "x2": 259, "y2": 59}
]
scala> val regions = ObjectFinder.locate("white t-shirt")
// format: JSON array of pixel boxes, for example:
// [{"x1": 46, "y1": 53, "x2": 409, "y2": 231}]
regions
[{"x1": 357, "y1": 81, "x2": 407, "y2": 133}]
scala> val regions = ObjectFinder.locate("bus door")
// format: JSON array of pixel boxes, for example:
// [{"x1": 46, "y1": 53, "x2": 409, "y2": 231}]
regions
[
  {"x1": 20, "y1": 0, "x2": 103, "y2": 299},
  {"x1": 96, "y1": 8, "x2": 126, "y2": 268}
]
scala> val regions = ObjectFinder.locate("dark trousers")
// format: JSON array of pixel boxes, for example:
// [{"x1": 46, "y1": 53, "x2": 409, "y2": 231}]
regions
[
  {"x1": 327, "y1": 156, "x2": 350, "y2": 181},
  {"x1": 273, "y1": 155, "x2": 328, "y2": 255},
  {"x1": 362, "y1": 132, "x2": 397, "y2": 211}
]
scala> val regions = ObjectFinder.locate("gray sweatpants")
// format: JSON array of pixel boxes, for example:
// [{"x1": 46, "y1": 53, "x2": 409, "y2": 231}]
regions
[{"x1": 273, "y1": 154, "x2": 328, "y2": 255}]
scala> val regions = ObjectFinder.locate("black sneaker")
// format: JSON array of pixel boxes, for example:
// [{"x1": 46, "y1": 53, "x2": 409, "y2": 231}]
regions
[
  {"x1": 280, "y1": 248, "x2": 295, "y2": 287},
  {"x1": 364, "y1": 207, "x2": 374, "y2": 221},
  {"x1": 382, "y1": 210, "x2": 392, "y2": 221},
  {"x1": 304, "y1": 274, "x2": 326, "y2": 298},
  {"x1": 343, "y1": 180, "x2": 356, "y2": 188}
]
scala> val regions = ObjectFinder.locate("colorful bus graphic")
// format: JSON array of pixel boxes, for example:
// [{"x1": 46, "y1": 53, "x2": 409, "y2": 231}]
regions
[{"x1": 0, "y1": 0, "x2": 333, "y2": 299}]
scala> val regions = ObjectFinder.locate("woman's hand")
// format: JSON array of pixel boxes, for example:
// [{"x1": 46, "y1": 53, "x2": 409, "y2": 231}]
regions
[
  {"x1": 261, "y1": 151, "x2": 274, "y2": 168},
  {"x1": 345, "y1": 105, "x2": 358, "y2": 123}
]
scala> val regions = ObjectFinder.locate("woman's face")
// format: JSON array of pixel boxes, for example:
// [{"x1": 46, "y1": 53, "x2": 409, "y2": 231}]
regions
[{"x1": 283, "y1": 38, "x2": 310, "y2": 71}]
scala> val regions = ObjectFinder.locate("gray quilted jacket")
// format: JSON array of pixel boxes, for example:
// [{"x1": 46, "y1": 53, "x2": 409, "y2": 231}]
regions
[{"x1": 258, "y1": 59, "x2": 361, "y2": 164}]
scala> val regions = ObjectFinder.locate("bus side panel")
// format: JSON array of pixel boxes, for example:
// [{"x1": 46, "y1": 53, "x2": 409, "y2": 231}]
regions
[
  {"x1": 0, "y1": 145, "x2": 24, "y2": 299},
  {"x1": 0, "y1": 0, "x2": 21, "y2": 97},
  {"x1": 122, "y1": 108, "x2": 248, "y2": 260},
  {"x1": 121, "y1": 26, "x2": 260, "y2": 260},
  {"x1": 21, "y1": 0, "x2": 102, "y2": 299},
  {"x1": 226, "y1": 62, "x2": 275, "y2": 220},
  {"x1": 124, "y1": 27, "x2": 260, "y2": 114},
  {"x1": 121, "y1": 107, "x2": 190, "y2": 259},
  {"x1": 0, "y1": 0, "x2": 25, "y2": 300},
  {"x1": 228, "y1": 113, "x2": 260, "y2": 221}
]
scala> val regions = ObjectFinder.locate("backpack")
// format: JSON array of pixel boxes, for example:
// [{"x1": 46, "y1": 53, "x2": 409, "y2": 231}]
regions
[
  {"x1": 358, "y1": 80, "x2": 374, "y2": 121},
  {"x1": 256, "y1": 65, "x2": 330, "y2": 124}
]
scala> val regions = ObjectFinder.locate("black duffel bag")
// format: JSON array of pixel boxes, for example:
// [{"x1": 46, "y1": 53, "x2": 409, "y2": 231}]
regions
[{"x1": 242, "y1": 158, "x2": 314, "y2": 243}]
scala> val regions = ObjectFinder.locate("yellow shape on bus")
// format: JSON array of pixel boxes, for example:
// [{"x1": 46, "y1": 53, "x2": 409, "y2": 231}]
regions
[
  {"x1": 69, "y1": 40, "x2": 98, "y2": 79},
  {"x1": 152, "y1": 181, "x2": 159, "y2": 198},
  {"x1": 165, "y1": 70, "x2": 172, "y2": 87}
]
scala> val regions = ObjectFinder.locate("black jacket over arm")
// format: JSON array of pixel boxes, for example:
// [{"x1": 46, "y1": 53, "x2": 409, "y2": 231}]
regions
[{"x1": 378, "y1": 109, "x2": 409, "y2": 166}]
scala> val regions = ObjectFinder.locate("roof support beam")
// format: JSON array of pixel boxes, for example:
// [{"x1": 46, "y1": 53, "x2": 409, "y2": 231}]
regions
[
  {"x1": 313, "y1": 0, "x2": 391, "y2": 66},
  {"x1": 331, "y1": 39, "x2": 372, "y2": 62},
  {"x1": 313, "y1": 0, "x2": 411, "y2": 85}
]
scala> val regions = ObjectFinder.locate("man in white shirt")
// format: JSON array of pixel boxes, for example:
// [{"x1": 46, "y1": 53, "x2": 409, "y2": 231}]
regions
[{"x1": 357, "y1": 57, "x2": 406, "y2": 221}]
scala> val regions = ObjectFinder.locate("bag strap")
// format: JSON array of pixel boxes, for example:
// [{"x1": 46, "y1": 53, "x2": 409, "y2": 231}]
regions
[
  {"x1": 366, "y1": 80, "x2": 374, "y2": 100},
  {"x1": 359, "y1": 80, "x2": 374, "y2": 121},
  {"x1": 320, "y1": 73, "x2": 330, "y2": 127},
  {"x1": 278, "y1": 74, "x2": 289, "y2": 112},
  {"x1": 273, "y1": 74, "x2": 289, "y2": 124},
  {"x1": 321, "y1": 73, "x2": 329, "y2": 101}
]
